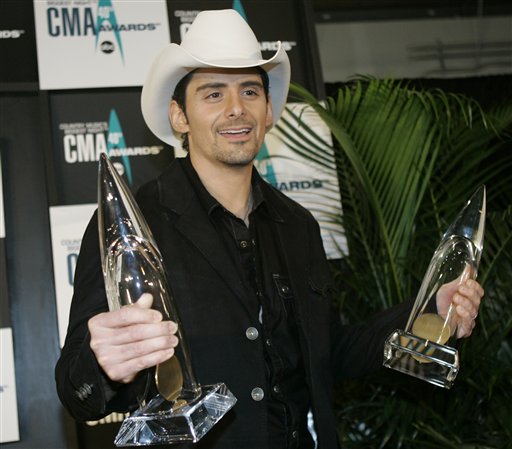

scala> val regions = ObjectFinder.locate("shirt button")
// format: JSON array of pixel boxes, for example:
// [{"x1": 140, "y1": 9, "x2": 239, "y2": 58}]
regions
[
  {"x1": 251, "y1": 387, "x2": 264, "y2": 401},
  {"x1": 245, "y1": 327, "x2": 259, "y2": 340},
  {"x1": 292, "y1": 430, "x2": 298, "y2": 439},
  {"x1": 265, "y1": 338, "x2": 272, "y2": 347},
  {"x1": 240, "y1": 240, "x2": 248, "y2": 248},
  {"x1": 272, "y1": 385, "x2": 280, "y2": 394},
  {"x1": 281, "y1": 285, "x2": 290, "y2": 294}
]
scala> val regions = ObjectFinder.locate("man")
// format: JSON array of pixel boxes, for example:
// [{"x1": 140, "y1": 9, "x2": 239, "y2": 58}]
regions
[{"x1": 55, "y1": 9, "x2": 483, "y2": 449}]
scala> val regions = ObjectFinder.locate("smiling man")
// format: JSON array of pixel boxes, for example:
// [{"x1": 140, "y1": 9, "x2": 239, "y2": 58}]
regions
[
  {"x1": 169, "y1": 67, "x2": 274, "y2": 222},
  {"x1": 55, "y1": 9, "x2": 484, "y2": 449}
]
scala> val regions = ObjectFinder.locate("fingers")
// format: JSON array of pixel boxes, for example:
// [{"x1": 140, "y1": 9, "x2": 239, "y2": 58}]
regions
[
  {"x1": 90, "y1": 303, "x2": 161, "y2": 331},
  {"x1": 452, "y1": 279, "x2": 484, "y2": 338},
  {"x1": 95, "y1": 337, "x2": 179, "y2": 384},
  {"x1": 90, "y1": 319, "x2": 178, "y2": 348},
  {"x1": 88, "y1": 293, "x2": 179, "y2": 383}
]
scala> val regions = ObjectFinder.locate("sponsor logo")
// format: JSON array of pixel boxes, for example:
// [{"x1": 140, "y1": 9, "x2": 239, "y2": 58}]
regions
[
  {"x1": 59, "y1": 109, "x2": 164, "y2": 186},
  {"x1": 45, "y1": 0, "x2": 160, "y2": 62},
  {"x1": 0, "y1": 30, "x2": 25, "y2": 39}
]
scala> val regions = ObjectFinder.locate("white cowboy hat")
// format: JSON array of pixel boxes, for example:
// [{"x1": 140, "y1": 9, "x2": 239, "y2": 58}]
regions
[{"x1": 141, "y1": 9, "x2": 291, "y2": 147}]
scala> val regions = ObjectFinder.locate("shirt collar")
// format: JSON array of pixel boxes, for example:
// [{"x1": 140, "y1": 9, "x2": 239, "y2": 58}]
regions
[{"x1": 180, "y1": 155, "x2": 282, "y2": 221}]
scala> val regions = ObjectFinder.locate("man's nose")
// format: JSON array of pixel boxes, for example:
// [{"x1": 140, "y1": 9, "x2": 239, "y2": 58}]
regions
[{"x1": 225, "y1": 94, "x2": 245, "y2": 119}]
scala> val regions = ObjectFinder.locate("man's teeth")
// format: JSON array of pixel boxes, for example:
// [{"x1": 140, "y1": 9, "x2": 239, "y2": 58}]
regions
[{"x1": 220, "y1": 128, "x2": 250, "y2": 134}]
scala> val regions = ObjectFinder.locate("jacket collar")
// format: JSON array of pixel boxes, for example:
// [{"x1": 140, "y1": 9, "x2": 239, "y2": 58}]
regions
[{"x1": 155, "y1": 157, "x2": 310, "y2": 306}]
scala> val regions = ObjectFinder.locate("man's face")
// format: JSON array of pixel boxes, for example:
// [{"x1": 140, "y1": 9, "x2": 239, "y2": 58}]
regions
[{"x1": 170, "y1": 67, "x2": 273, "y2": 169}]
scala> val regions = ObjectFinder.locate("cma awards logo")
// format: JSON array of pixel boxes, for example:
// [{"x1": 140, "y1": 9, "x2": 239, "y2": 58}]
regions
[
  {"x1": 62, "y1": 108, "x2": 164, "y2": 186},
  {"x1": 46, "y1": 0, "x2": 159, "y2": 63}
]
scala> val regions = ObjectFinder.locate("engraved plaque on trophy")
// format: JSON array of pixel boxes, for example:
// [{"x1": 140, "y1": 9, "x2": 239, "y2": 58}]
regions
[
  {"x1": 97, "y1": 154, "x2": 236, "y2": 446},
  {"x1": 383, "y1": 186, "x2": 486, "y2": 388}
]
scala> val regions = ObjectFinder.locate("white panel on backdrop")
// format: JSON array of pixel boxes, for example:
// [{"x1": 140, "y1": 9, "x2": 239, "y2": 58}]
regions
[
  {"x1": 263, "y1": 103, "x2": 347, "y2": 259},
  {"x1": 0, "y1": 328, "x2": 20, "y2": 443},
  {"x1": 34, "y1": 0, "x2": 171, "y2": 89},
  {"x1": 50, "y1": 204, "x2": 96, "y2": 346}
]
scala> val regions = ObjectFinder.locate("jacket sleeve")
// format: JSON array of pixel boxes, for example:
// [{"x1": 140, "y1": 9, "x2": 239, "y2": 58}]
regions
[
  {"x1": 306, "y1": 215, "x2": 412, "y2": 380},
  {"x1": 329, "y1": 297, "x2": 412, "y2": 380},
  {"x1": 54, "y1": 211, "x2": 147, "y2": 421}
]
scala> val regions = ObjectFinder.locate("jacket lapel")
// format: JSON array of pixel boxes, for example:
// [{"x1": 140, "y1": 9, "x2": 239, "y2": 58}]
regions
[{"x1": 156, "y1": 159, "x2": 248, "y2": 303}]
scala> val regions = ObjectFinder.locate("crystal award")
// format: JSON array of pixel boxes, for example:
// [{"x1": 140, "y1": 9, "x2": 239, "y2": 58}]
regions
[
  {"x1": 383, "y1": 186, "x2": 486, "y2": 388},
  {"x1": 97, "y1": 154, "x2": 237, "y2": 446}
]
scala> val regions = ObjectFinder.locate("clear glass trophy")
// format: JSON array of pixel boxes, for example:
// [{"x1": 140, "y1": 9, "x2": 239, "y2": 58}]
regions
[
  {"x1": 383, "y1": 186, "x2": 486, "y2": 388},
  {"x1": 97, "y1": 154, "x2": 237, "y2": 446}
]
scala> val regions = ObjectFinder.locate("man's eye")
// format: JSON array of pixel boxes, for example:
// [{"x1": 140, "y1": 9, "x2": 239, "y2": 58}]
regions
[
  {"x1": 206, "y1": 92, "x2": 221, "y2": 99},
  {"x1": 243, "y1": 89, "x2": 258, "y2": 96}
]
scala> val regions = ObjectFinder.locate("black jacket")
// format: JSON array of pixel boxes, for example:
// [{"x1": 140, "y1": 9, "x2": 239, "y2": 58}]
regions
[{"x1": 55, "y1": 158, "x2": 410, "y2": 448}]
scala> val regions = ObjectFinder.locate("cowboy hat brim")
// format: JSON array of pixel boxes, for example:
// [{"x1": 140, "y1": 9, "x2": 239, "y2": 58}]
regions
[{"x1": 141, "y1": 42, "x2": 290, "y2": 148}]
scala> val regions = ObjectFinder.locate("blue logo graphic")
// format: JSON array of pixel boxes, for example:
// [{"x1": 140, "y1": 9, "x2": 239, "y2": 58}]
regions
[
  {"x1": 107, "y1": 109, "x2": 133, "y2": 185},
  {"x1": 95, "y1": 0, "x2": 124, "y2": 63},
  {"x1": 233, "y1": 0, "x2": 278, "y2": 186}
]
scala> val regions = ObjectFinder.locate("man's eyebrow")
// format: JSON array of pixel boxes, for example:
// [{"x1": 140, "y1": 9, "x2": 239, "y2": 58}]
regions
[
  {"x1": 240, "y1": 80, "x2": 264, "y2": 89},
  {"x1": 194, "y1": 79, "x2": 264, "y2": 93},
  {"x1": 195, "y1": 82, "x2": 227, "y2": 93}
]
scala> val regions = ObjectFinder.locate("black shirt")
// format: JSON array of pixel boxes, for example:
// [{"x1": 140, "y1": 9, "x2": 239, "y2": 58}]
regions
[{"x1": 181, "y1": 157, "x2": 314, "y2": 449}]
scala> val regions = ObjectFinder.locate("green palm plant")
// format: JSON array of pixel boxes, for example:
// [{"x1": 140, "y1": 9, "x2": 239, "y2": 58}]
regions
[{"x1": 275, "y1": 78, "x2": 512, "y2": 448}]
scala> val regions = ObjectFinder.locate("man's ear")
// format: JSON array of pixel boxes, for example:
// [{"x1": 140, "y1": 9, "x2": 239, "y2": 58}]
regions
[{"x1": 169, "y1": 100, "x2": 189, "y2": 133}]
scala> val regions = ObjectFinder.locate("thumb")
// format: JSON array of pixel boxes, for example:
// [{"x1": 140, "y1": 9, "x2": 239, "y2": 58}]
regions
[{"x1": 134, "y1": 292, "x2": 154, "y2": 309}]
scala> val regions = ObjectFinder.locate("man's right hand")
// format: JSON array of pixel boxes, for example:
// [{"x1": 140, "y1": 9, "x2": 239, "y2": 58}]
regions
[{"x1": 88, "y1": 293, "x2": 179, "y2": 384}]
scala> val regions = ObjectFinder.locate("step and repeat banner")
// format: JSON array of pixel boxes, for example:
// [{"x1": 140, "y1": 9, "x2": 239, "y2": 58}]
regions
[{"x1": 3, "y1": 0, "x2": 344, "y2": 447}]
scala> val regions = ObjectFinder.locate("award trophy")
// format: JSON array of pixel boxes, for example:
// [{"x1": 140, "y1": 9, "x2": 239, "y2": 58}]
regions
[
  {"x1": 97, "y1": 154, "x2": 237, "y2": 446},
  {"x1": 383, "y1": 186, "x2": 486, "y2": 388}
]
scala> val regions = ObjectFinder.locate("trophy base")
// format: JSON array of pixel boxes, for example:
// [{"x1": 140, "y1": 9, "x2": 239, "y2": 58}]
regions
[
  {"x1": 383, "y1": 330, "x2": 459, "y2": 389},
  {"x1": 114, "y1": 383, "x2": 237, "y2": 447}
]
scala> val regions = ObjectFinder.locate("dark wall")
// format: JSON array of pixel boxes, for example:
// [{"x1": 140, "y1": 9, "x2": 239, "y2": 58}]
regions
[
  {"x1": 0, "y1": 93, "x2": 77, "y2": 448},
  {"x1": 326, "y1": 74, "x2": 512, "y2": 110}
]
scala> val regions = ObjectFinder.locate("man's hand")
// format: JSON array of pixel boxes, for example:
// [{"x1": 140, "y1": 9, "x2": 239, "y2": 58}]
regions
[
  {"x1": 436, "y1": 278, "x2": 484, "y2": 339},
  {"x1": 88, "y1": 293, "x2": 179, "y2": 384}
]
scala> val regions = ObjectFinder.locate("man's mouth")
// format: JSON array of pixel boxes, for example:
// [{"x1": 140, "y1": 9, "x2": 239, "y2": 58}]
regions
[{"x1": 218, "y1": 127, "x2": 252, "y2": 136}]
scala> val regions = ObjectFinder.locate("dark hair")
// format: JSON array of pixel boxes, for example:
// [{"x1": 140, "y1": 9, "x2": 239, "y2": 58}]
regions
[{"x1": 171, "y1": 67, "x2": 270, "y2": 152}]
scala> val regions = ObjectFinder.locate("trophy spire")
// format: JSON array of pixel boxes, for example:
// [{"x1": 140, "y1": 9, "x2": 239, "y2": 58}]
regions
[{"x1": 442, "y1": 185, "x2": 486, "y2": 256}]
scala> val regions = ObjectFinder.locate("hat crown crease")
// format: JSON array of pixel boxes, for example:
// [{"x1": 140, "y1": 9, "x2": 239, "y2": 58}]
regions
[{"x1": 181, "y1": 11, "x2": 263, "y2": 63}]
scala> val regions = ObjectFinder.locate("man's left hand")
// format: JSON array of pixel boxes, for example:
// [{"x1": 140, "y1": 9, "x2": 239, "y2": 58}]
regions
[{"x1": 436, "y1": 278, "x2": 484, "y2": 338}]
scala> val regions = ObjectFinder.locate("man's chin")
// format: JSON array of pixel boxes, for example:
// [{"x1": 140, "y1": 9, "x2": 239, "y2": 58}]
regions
[{"x1": 218, "y1": 149, "x2": 258, "y2": 167}]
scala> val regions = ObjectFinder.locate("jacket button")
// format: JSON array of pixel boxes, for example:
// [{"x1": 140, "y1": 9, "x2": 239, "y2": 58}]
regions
[
  {"x1": 240, "y1": 240, "x2": 248, "y2": 248},
  {"x1": 251, "y1": 387, "x2": 264, "y2": 401},
  {"x1": 245, "y1": 327, "x2": 259, "y2": 340}
]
